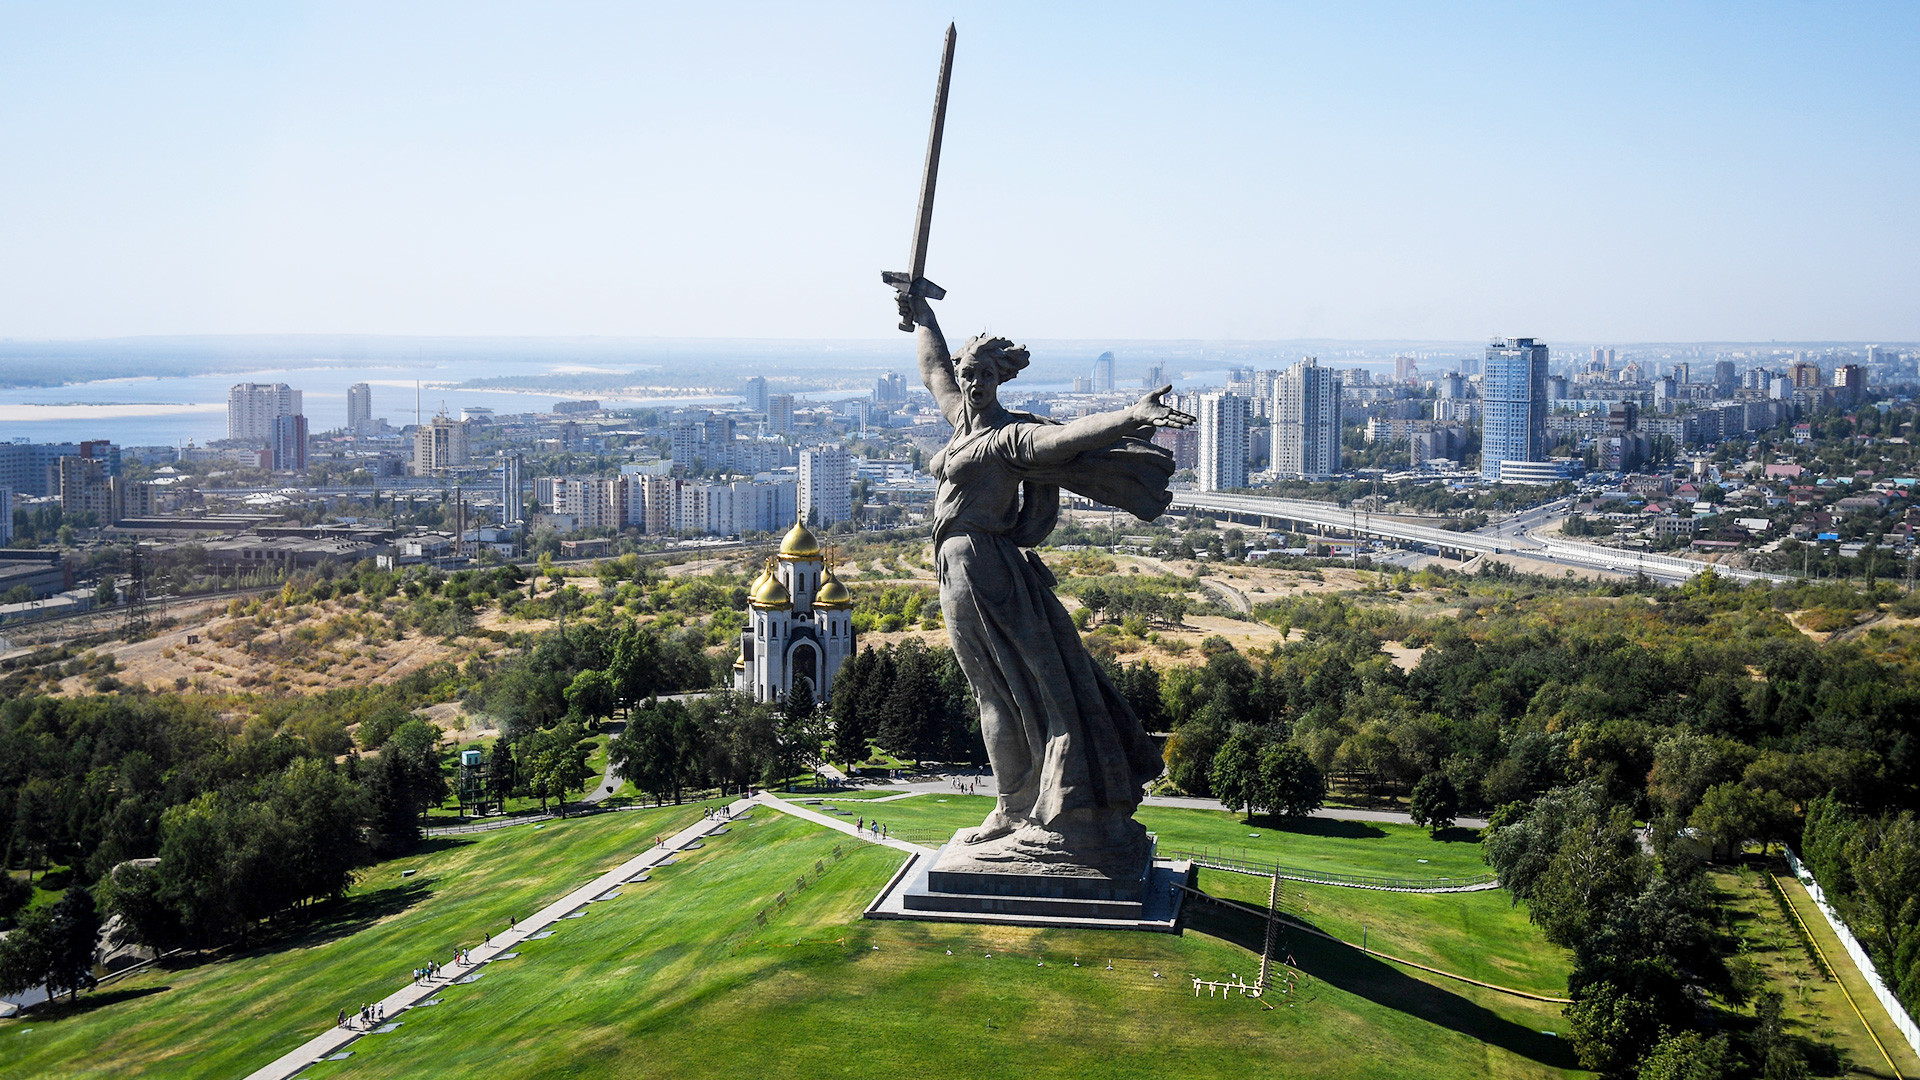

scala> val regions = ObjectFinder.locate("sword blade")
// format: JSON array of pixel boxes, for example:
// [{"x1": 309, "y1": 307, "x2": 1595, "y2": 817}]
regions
[{"x1": 907, "y1": 23, "x2": 956, "y2": 283}]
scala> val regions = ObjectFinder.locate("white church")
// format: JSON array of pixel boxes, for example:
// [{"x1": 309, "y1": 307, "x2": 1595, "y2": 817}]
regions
[{"x1": 734, "y1": 518, "x2": 856, "y2": 705}]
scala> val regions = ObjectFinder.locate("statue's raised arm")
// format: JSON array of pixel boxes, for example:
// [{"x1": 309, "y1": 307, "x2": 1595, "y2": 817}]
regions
[{"x1": 908, "y1": 295, "x2": 964, "y2": 428}]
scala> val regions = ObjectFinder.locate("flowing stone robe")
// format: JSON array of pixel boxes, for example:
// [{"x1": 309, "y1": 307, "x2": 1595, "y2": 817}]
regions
[{"x1": 929, "y1": 409, "x2": 1173, "y2": 836}]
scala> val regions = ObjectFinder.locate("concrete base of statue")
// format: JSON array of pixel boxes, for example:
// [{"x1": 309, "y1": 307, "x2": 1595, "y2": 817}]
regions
[{"x1": 865, "y1": 829, "x2": 1192, "y2": 932}]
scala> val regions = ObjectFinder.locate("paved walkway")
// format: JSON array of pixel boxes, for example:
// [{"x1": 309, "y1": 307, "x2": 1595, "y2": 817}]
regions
[
  {"x1": 584, "y1": 721, "x2": 626, "y2": 804},
  {"x1": 829, "y1": 772, "x2": 1489, "y2": 830},
  {"x1": 240, "y1": 799, "x2": 753, "y2": 1080},
  {"x1": 752, "y1": 793, "x2": 932, "y2": 856}
]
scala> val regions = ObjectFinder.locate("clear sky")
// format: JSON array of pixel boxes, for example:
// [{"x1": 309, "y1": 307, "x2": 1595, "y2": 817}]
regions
[{"x1": 1, "y1": 2, "x2": 1915, "y2": 343}]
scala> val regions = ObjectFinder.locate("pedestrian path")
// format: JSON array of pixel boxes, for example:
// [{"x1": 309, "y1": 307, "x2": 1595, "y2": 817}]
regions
[
  {"x1": 750, "y1": 793, "x2": 933, "y2": 856},
  {"x1": 241, "y1": 799, "x2": 752, "y2": 1080}
]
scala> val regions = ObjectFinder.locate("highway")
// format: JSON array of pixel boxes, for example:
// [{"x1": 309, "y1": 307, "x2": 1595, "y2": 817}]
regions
[{"x1": 1166, "y1": 491, "x2": 1793, "y2": 586}]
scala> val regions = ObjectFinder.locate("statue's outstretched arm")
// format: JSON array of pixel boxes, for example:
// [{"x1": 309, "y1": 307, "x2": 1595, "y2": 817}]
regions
[
  {"x1": 1023, "y1": 385, "x2": 1194, "y2": 464},
  {"x1": 908, "y1": 295, "x2": 964, "y2": 427}
]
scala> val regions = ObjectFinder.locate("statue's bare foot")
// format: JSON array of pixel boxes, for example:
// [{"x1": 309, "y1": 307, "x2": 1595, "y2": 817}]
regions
[{"x1": 956, "y1": 808, "x2": 1018, "y2": 845}]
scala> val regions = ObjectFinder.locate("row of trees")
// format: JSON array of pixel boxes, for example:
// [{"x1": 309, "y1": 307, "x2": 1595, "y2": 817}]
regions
[
  {"x1": 1800, "y1": 799, "x2": 1920, "y2": 1020},
  {"x1": 827, "y1": 641, "x2": 978, "y2": 765},
  {"x1": 610, "y1": 692, "x2": 823, "y2": 804}
]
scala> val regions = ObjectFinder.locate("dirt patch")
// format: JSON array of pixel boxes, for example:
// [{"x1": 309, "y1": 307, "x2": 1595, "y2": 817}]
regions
[
  {"x1": 414, "y1": 701, "x2": 498, "y2": 745},
  {"x1": 49, "y1": 599, "x2": 506, "y2": 698},
  {"x1": 1380, "y1": 642, "x2": 1428, "y2": 671}
]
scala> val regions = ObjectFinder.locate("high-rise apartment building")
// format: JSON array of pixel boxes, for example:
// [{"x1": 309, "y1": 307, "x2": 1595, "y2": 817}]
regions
[
  {"x1": 798, "y1": 446, "x2": 851, "y2": 527},
  {"x1": 1271, "y1": 358, "x2": 1341, "y2": 480},
  {"x1": 1790, "y1": 362, "x2": 1823, "y2": 389},
  {"x1": 1145, "y1": 362, "x2": 1166, "y2": 389},
  {"x1": 1093, "y1": 352, "x2": 1115, "y2": 393},
  {"x1": 227, "y1": 383, "x2": 302, "y2": 443},
  {"x1": 1834, "y1": 364, "x2": 1865, "y2": 404},
  {"x1": 1394, "y1": 356, "x2": 1418, "y2": 383},
  {"x1": 413, "y1": 412, "x2": 469, "y2": 475},
  {"x1": 874, "y1": 372, "x2": 906, "y2": 403},
  {"x1": 1196, "y1": 393, "x2": 1250, "y2": 492},
  {"x1": 346, "y1": 383, "x2": 373, "y2": 433},
  {"x1": 1713, "y1": 361, "x2": 1738, "y2": 393},
  {"x1": 742, "y1": 376, "x2": 769, "y2": 414},
  {"x1": 768, "y1": 394, "x2": 796, "y2": 436},
  {"x1": 502, "y1": 453, "x2": 525, "y2": 525},
  {"x1": 268, "y1": 413, "x2": 308, "y2": 473},
  {"x1": 1481, "y1": 338, "x2": 1550, "y2": 482}
]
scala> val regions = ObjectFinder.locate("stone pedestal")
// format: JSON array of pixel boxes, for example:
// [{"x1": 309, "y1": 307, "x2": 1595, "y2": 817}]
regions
[{"x1": 865, "y1": 831, "x2": 1193, "y2": 932}]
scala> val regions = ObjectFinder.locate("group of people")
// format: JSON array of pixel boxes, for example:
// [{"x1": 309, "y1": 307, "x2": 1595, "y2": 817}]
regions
[
  {"x1": 948, "y1": 776, "x2": 982, "y2": 795},
  {"x1": 335, "y1": 919, "x2": 522, "y2": 1035},
  {"x1": 855, "y1": 816, "x2": 888, "y2": 840}
]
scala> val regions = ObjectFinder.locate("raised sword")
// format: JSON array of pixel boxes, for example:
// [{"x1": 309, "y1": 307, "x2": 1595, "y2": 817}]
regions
[{"x1": 882, "y1": 23, "x2": 956, "y2": 331}]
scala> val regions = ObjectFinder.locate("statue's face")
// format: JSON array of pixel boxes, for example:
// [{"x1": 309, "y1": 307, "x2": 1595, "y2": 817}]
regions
[{"x1": 955, "y1": 354, "x2": 1000, "y2": 413}]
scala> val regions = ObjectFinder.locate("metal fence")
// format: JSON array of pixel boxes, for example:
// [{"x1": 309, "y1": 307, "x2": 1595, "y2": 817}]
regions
[
  {"x1": 1162, "y1": 846, "x2": 1498, "y2": 892},
  {"x1": 1785, "y1": 846, "x2": 1920, "y2": 1058}
]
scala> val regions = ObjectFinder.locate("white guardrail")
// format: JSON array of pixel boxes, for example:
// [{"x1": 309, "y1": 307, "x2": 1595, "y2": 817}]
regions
[{"x1": 1785, "y1": 846, "x2": 1920, "y2": 1057}]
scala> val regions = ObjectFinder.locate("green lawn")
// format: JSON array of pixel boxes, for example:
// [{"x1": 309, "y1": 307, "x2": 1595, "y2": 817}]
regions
[
  {"x1": 823, "y1": 794, "x2": 1490, "y2": 880},
  {"x1": 285, "y1": 811, "x2": 1581, "y2": 1080},
  {"x1": 0, "y1": 801, "x2": 710, "y2": 1080},
  {"x1": 2, "y1": 803, "x2": 1590, "y2": 1080}
]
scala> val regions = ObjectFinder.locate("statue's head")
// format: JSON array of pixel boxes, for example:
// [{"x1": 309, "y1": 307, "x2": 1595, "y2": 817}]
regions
[{"x1": 953, "y1": 334, "x2": 1030, "y2": 414}]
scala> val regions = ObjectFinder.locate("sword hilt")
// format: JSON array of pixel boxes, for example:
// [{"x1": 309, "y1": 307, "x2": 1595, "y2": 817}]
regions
[{"x1": 882, "y1": 271, "x2": 946, "y2": 332}]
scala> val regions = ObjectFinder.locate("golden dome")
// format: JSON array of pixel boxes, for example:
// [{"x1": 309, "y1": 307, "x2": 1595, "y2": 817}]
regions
[
  {"x1": 779, "y1": 519, "x2": 822, "y2": 559},
  {"x1": 732, "y1": 646, "x2": 747, "y2": 670},
  {"x1": 748, "y1": 561, "x2": 791, "y2": 608},
  {"x1": 815, "y1": 567, "x2": 854, "y2": 609}
]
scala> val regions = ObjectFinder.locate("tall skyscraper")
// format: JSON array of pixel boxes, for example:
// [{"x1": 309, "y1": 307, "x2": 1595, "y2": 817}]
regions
[
  {"x1": 346, "y1": 383, "x2": 373, "y2": 433},
  {"x1": 1481, "y1": 338, "x2": 1550, "y2": 481},
  {"x1": 1393, "y1": 356, "x2": 1418, "y2": 383},
  {"x1": 1093, "y1": 351, "x2": 1115, "y2": 393},
  {"x1": 227, "y1": 383, "x2": 302, "y2": 443},
  {"x1": 798, "y1": 446, "x2": 851, "y2": 526},
  {"x1": 742, "y1": 376, "x2": 770, "y2": 414},
  {"x1": 1196, "y1": 393, "x2": 1249, "y2": 492},
  {"x1": 1272, "y1": 358, "x2": 1342, "y2": 480},
  {"x1": 874, "y1": 372, "x2": 906, "y2": 403},
  {"x1": 502, "y1": 453, "x2": 525, "y2": 525},
  {"x1": 268, "y1": 413, "x2": 308, "y2": 473},
  {"x1": 768, "y1": 394, "x2": 796, "y2": 436},
  {"x1": 1144, "y1": 362, "x2": 1165, "y2": 389}
]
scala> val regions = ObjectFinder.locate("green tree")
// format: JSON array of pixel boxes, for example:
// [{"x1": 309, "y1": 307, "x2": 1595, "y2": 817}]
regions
[
  {"x1": 1208, "y1": 729, "x2": 1265, "y2": 817},
  {"x1": 43, "y1": 885, "x2": 101, "y2": 1001},
  {"x1": 1687, "y1": 782, "x2": 1787, "y2": 861},
  {"x1": 564, "y1": 669, "x2": 617, "y2": 726},
  {"x1": 1256, "y1": 741, "x2": 1326, "y2": 820},
  {"x1": 1565, "y1": 977, "x2": 1666, "y2": 1078},
  {"x1": 1408, "y1": 772, "x2": 1460, "y2": 836},
  {"x1": 1635, "y1": 1030, "x2": 1731, "y2": 1080}
]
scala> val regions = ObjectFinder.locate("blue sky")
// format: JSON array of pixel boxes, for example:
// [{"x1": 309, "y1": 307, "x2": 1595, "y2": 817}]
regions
[{"x1": 0, "y1": 2, "x2": 1914, "y2": 342}]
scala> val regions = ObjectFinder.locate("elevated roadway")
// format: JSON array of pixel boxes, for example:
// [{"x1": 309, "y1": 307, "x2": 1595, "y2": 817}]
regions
[{"x1": 1166, "y1": 491, "x2": 1793, "y2": 586}]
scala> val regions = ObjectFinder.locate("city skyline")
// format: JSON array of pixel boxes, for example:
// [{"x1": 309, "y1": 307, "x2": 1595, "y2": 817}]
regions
[{"x1": 0, "y1": 4, "x2": 1914, "y2": 343}]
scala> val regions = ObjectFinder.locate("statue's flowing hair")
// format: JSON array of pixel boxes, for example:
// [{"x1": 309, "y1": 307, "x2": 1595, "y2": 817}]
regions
[{"x1": 955, "y1": 333, "x2": 1031, "y2": 382}]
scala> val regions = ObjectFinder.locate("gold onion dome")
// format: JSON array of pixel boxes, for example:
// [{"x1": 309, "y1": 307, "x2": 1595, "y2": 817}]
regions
[
  {"x1": 748, "y1": 562, "x2": 791, "y2": 608},
  {"x1": 779, "y1": 519, "x2": 822, "y2": 559},
  {"x1": 815, "y1": 567, "x2": 853, "y2": 609}
]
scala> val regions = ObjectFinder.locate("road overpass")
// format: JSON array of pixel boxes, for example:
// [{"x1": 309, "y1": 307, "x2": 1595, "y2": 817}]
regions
[{"x1": 1165, "y1": 492, "x2": 1793, "y2": 586}]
